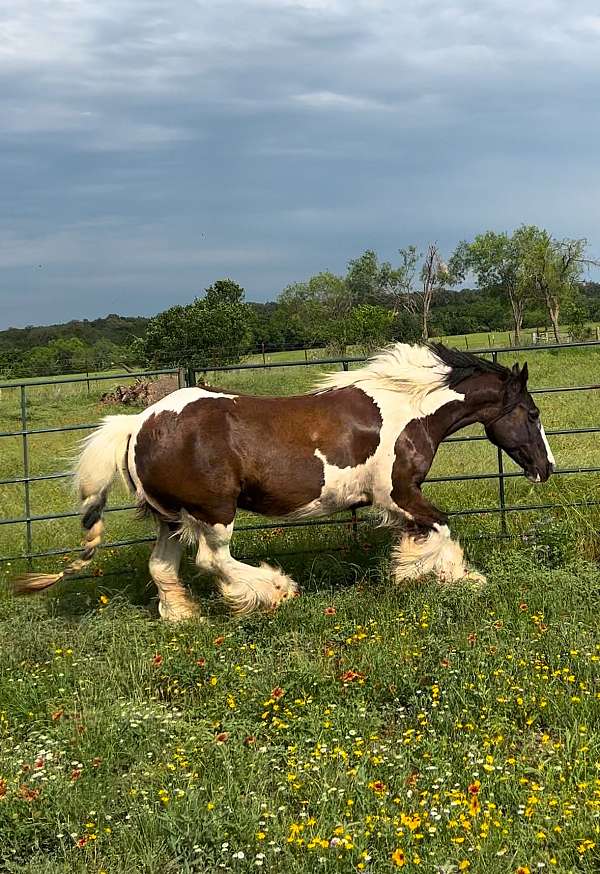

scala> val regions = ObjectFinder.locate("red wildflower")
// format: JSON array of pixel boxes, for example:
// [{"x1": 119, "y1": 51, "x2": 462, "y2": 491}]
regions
[
  {"x1": 244, "y1": 735, "x2": 256, "y2": 746},
  {"x1": 51, "y1": 709, "x2": 64, "y2": 721},
  {"x1": 271, "y1": 686, "x2": 285, "y2": 699},
  {"x1": 340, "y1": 669, "x2": 366, "y2": 683},
  {"x1": 71, "y1": 768, "x2": 82, "y2": 782},
  {"x1": 34, "y1": 756, "x2": 45, "y2": 770},
  {"x1": 324, "y1": 606, "x2": 336, "y2": 615},
  {"x1": 213, "y1": 635, "x2": 225, "y2": 647},
  {"x1": 440, "y1": 658, "x2": 449, "y2": 668},
  {"x1": 0, "y1": 778, "x2": 7, "y2": 797},
  {"x1": 196, "y1": 657, "x2": 206, "y2": 667},
  {"x1": 405, "y1": 771, "x2": 419, "y2": 788},
  {"x1": 18, "y1": 785, "x2": 40, "y2": 802},
  {"x1": 215, "y1": 732, "x2": 229, "y2": 743},
  {"x1": 468, "y1": 780, "x2": 481, "y2": 795},
  {"x1": 152, "y1": 653, "x2": 163, "y2": 667},
  {"x1": 76, "y1": 836, "x2": 89, "y2": 848},
  {"x1": 467, "y1": 633, "x2": 477, "y2": 646},
  {"x1": 519, "y1": 602, "x2": 528, "y2": 612}
]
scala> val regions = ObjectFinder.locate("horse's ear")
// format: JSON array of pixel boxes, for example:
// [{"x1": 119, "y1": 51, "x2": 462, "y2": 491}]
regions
[
  {"x1": 509, "y1": 361, "x2": 528, "y2": 389},
  {"x1": 506, "y1": 361, "x2": 528, "y2": 397}
]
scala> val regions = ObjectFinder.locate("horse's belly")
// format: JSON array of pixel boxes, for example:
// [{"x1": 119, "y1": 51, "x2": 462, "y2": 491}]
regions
[{"x1": 291, "y1": 463, "x2": 370, "y2": 518}]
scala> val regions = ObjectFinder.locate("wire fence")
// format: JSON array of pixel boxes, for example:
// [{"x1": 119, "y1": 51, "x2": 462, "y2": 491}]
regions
[{"x1": 1, "y1": 340, "x2": 599, "y2": 567}]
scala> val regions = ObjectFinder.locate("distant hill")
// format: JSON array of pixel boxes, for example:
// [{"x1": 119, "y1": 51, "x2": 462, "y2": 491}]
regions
[{"x1": 0, "y1": 314, "x2": 149, "y2": 353}]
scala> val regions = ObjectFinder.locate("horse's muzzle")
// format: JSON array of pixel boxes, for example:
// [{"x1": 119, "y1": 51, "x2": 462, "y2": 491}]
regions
[{"x1": 526, "y1": 461, "x2": 554, "y2": 484}]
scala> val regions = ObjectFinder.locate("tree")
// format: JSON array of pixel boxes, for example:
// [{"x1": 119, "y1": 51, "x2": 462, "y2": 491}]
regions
[
  {"x1": 50, "y1": 337, "x2": 89, "y2": 372},
  {"x1": 277, "y1": 272, "x2": 349, "y2": 350},
  {"x1": 451, "y1": 231, "x2": 529, "y2": 344},
  {"x1": 204, "y1": 278, "x2": 245, "y2": 306},
  {"x1": 344, "y1": 304, "x2": 395, "y2": 352},
  {"x1": 138, "y1": 279, "x2": 255, "y2": 367},
  {"x1": 345, "y1": 248, "x2": 419, "y2": 314},
  {"x1": 517, "y1": 228, "x2": 593, "y2": 342},
  {"x1": 92, "y1": 338, "x2": 120, "y2": 370},
  {"x1": 345, "y1": 250, "x2": 381, "y2": 305},
  {"x1": 393, "y1": 244, "x2": 449, "y2": 339},
  {"x1": 418, "y1": 244, "x2": 449, "y2": 339},
  {"x1": 277, "y1": 281, "x2": 328, "y2": 349}
]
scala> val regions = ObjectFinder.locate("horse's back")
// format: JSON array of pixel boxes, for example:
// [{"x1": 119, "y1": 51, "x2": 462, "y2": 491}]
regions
[{"x1": 131, "y1": 385, "x2": 383, "y2": 522}]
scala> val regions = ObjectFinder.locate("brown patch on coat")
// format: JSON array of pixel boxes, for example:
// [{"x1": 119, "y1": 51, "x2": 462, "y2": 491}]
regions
[{"x1": 134, "y1": 387, "x2": 382, "y2": 525}]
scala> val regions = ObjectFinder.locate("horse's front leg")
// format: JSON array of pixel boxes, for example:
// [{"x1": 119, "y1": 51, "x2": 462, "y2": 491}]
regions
[
  {"x1": 391, "y1": 482, "x2": 448, "y2": 529},
  {"x1": 390, "y1": 485, "x2": 486, "y2": 587}
]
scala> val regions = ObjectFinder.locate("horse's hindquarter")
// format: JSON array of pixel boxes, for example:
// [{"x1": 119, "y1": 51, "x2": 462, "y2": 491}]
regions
[
  {"x1": 131, "y1": 386, "x2": 385, "y2": 523},
  {"x1": 132, "y1": 389, "x2": 242, "y2": 523}
]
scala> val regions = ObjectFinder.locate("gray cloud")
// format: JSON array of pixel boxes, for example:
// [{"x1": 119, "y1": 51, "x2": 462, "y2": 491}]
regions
[{"x1": 1, "y1": 0, "x2": 599, "y2": 327}]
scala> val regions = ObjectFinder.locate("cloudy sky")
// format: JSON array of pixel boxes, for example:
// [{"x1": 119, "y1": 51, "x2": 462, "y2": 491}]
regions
[{"x1": 1, "y1": 0, "x2": 599, "y2": 328}]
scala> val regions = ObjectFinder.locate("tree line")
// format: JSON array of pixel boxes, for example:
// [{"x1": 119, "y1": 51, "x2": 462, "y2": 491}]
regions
[
  {"x1": 137, "y1": 226, "x2": 599, "y2": 369},
  {"x1": 1, "y1": 226, "x2": 599, "y2": 378}
]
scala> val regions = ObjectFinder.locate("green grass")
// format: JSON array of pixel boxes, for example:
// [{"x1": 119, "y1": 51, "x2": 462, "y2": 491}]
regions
[
  {"x1": 0, "y1": 548, "x2": 599, "y2": 872},
  {"x1": 1, "y1": 341, "x2": 600, "y2": 872}
]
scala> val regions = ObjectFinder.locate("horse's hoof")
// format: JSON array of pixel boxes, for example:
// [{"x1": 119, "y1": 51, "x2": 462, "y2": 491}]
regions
[
  {"x1": 159, "y1": 600, "x2": 204, "y2": 622},
  {"x1": 271, "y1": 579, "x2": 299, "y2": 608}
]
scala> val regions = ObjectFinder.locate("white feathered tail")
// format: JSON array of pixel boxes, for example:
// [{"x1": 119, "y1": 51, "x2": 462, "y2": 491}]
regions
[{"x1": 13, "y1": 415, "x2": 138, "y2": 594}]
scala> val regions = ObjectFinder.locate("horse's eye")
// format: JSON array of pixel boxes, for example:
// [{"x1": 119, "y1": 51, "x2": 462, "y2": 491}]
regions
[{"x1": 529, "y1": 409, "x2": 540, "y2": 421}]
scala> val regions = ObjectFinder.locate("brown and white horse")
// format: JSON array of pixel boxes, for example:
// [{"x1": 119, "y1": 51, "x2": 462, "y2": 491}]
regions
[{"x1": 14, "y1": 343, "x2": 554, "y2": 619}]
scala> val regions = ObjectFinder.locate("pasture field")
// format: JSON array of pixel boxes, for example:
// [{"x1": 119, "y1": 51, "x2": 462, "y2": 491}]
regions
[{"x1": 0, "y1": 344, "x2": 599, "y2": 872}]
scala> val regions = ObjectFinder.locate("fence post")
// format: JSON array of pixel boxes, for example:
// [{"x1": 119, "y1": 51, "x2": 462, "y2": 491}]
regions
[
  {"x1": 185, "y1": 366, "x2": 196, "y2": 388},
  {"x1": 262, "y1": 342, "x2": 266, "y2": 366},
  {"x1": 342, "y1": 360, "x2": 349, "y2": 372},
  {"x1": 20, "y1": 385, "x2": 33, "y2": 566},
  {"x1": 177, "y1": 367, "x2": 185, "y2": 389},
  {"x1": 492, "y1": 351, "x2": 508, "y2": 536}
]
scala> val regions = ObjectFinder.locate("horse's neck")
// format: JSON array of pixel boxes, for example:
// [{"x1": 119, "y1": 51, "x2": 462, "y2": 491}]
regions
[{"x1": 425, "y1": 379, "x2": 503, "y2": 444}]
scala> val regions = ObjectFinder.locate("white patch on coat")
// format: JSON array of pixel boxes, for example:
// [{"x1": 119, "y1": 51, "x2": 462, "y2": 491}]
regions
[
  {"x1": 538, "y1": 422, "x2": 555, "y2": 466},
  {"x1": 127, "y1": 386, "x2": 238, "y2": 510},
  {"x1": 140, "y1": 386, "x2": 237, "y2": 418},
  {"x1": 293, "y1": 379, "x2": 464, "y2": 519}
]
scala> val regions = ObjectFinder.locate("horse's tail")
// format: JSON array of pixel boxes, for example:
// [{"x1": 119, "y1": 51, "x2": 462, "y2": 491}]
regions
[{"x1": 13, "y1": 415, "x2": 138, "y2": 595}]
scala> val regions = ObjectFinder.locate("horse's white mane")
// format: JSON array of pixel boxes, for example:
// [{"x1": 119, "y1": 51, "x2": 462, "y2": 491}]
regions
[{"x1": 316, "y1": 342, "x2": 452, "y2": 399}]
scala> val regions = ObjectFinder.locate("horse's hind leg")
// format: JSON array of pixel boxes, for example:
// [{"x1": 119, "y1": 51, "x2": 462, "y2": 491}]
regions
[
  {"x1": 195, "y1": 520, "x2": 298, "y2": 613},
  {"x1": 149, "y1": 520, "x2": 200, "y2": 621},
  {"x1": 392, "y1": 523, "x2": 486, "y2": 587}
]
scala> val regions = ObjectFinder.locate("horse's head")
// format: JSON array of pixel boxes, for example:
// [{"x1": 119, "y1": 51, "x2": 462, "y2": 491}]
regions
[{"x1": 484, "y1": 362, "x2": 555, "y2": 483}]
